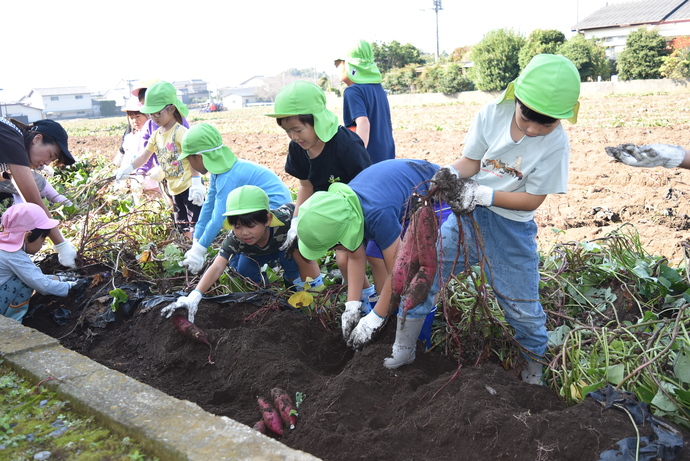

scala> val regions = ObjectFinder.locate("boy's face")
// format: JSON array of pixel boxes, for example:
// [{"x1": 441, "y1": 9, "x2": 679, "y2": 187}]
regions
[
  {"x1": 280, "y1": 117, "x2": 322, "y2": 152},
  {"x1": 232, "y1": 215, "x2": 270, "y2": 247},
  {"x1": 187, "y1": 154, "x2": 208, "y2": 175},
  {"x1": 23, "y1": 233, "x2": 47, "y2": 255},
  {"x1": 513, "y1": 104, "x2": 561, "y2": 138}
]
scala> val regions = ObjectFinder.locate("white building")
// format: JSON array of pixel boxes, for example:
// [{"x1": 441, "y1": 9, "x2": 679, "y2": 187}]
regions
[
  {"x1": 573, "y1": 0, "x2": 690, "y2": 60},
  {"x1": 21, "y1": 86, "x2": 94, "y2": 120}
]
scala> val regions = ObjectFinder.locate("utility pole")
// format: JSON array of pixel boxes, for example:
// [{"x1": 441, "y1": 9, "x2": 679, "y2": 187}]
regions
[{"x1": 433, "y1": 0, "x2": 443, "y2": 62}]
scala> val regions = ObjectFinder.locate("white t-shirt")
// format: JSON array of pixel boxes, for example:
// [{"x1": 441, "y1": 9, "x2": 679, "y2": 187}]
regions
[{"x1": 463, "y1": 100, "x2": 570, "y2": 222}]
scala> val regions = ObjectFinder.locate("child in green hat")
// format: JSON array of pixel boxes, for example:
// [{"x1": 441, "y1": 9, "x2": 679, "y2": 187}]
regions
[
  {"x1": 395, "y1": 54, "x2": 582, "y2": 382},
  {"x1": 175, "y1": 123, "x2": 294, "y2": 275},
  {"x1": 335, "y1": 38, "x2": 396, "y2": 306},
  {"x1": 161, "y1": 185, "x2": 323, "y2": 323},
  {"x1": 265, "y1": 80, "x2": 376, "y2": 308},
  {"x1": 115, "y1": 81, "x2": 205, "y2": 239}
]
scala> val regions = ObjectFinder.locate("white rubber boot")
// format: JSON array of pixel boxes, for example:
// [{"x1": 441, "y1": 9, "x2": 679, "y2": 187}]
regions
[
  {"x1": 383, "y1": 316, "x2": 426, "y2": 369},
  {"x1": 521, "y1": 361, "x2": 544, "y2": 385}
]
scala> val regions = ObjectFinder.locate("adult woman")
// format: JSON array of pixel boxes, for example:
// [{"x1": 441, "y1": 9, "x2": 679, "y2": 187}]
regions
[{"x1": 0, "y1": 117, "x2": 77, "y2": 268}]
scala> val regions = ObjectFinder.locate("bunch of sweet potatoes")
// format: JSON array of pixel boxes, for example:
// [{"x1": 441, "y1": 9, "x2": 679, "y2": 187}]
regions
[{"x1": 252, "y1": 387, "x2": 298, "y2": 437}]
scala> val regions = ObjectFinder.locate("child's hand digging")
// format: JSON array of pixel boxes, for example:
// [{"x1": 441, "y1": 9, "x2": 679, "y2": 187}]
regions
[{"x1": 605, "y1": 143, "x2": 686, "y2": 168}]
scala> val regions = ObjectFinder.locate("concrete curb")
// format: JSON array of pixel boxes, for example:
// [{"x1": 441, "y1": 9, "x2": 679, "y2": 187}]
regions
[{"x1": 0, "y1": 316, "x2": 320, "y2": 461}]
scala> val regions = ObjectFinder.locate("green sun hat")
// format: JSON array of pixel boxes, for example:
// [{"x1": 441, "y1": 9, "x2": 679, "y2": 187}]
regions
[
  {"x1": 337, "y1": 39, "x2": 382, "y2": 84},
  {"x1": 140, "y1": 81, "x2": 189, "y2": 118},
  {"x1": 178, "y1": 123, "x2": 237, "y2": 174},
  {"x1": 497, "y1": 54, "x2": 581, "y2": 124},
  {"x1": 222, "y1": 185, "x2": 282, "y2": 230},
  {"x1": 297, "y1": 183, "x2": 364, "y2": 261},
  {"x1": 265, "y1": 81, "x2": 339, "y2": 142}
]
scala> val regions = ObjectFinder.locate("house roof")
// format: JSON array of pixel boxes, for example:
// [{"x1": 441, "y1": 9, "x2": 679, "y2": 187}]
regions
[
  {"x1": 31, "y1": 86, "x2": 92, "y2": 96},
  {"x1": 573, "y1": 0, "x2": 689, "y2": 30}
]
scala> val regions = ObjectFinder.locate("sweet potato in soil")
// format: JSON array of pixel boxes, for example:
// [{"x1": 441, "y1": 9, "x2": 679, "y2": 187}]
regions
[{"x1": 24, "y1": 284, "x2": 690, "y2": 461}]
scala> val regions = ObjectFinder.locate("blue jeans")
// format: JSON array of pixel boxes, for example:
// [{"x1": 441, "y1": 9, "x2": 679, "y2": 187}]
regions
[
  {"x1": 407, "y1": 206, "x2": 548, "y2": 360},
  {"x1": 0, "y1": 275, "x2": 33, "y2": 321},
  {"x1": 234, "y1": 251, "x2": 299, "y2": 285}
]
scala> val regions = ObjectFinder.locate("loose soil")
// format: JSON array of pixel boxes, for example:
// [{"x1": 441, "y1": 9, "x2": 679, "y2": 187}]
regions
[{"x1": 22, "y1": 93, "x2": 690, "y2": 460}]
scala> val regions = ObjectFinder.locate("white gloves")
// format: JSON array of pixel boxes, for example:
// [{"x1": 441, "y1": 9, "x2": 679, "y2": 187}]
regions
[
  {"x1": 179, "y1": 241, "x2": 207, "y2": 274},
  {"x1": 433, "y1": 164, "x2": 460, "y2": 181},
  {"x1": 40, "y1": 165, "x2": 55, "y2": 177},
  {"x1": 605, "y1": 143, "x2": 686, "y2": 169},
  {"x1": 188, "y1": 177, "x2": 206, "y2": 206},
  {"x1": 115, "y1": 163, "x2": 134, "y2": 181},
  {"x1": 148, "y1": 165, "x2": 165, "y2": 182},
  {"x1": 449, "y1": 178, "x2": 494, "y2": 215},
  {"x1": 347, "y1": 310, "x2": 385, "y2": 350},
  {"x1": 341, "y1": 301, "x2": 362, "y2": 340},
  {"x1": 161, "y1": 289, "x2": 203, "y2": 323},
  {"x1": 280, "y1": 217, "x2": 299, "y2": 252},
  {"x1": 54, "y1": 241, "x2": 77, "y2": 268}
]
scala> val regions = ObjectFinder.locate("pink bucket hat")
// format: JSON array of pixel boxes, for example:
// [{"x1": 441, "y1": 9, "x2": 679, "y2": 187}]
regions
[{"x1": 0, "y1": 203, "x2": 59, "y2": 252}]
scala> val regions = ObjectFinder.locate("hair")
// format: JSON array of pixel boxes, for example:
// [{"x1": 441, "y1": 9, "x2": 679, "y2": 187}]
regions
[
  {"x1": 276, "y1": 114, "x2": 314, "y2": 128},
  {"x1": 515, "y1": 98, "x2": 558, "y2": 125},
  {"x1": 227, "y1": 209, "x2": 271, "y2": 229},
  {"x1": 137, "y1": 88, "x2": 147, "y2": 104},
  {"x1": 171, "y1": 106, "x2": 184, "y2": 125},
  {"x1": 27, "y1": 227, "x2": 51, "y2": 243},
  {"x1": 10, "y1": 119, "x2": 71, "y2": 166}
]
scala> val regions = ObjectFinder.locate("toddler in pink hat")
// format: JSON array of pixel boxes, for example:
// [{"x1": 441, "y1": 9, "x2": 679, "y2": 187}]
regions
[{"x1": 0, "y1": 203, "x2": 76, "y2": 322}]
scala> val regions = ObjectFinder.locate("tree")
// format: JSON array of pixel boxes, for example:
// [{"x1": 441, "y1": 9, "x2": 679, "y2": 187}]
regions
[
  {"x1": 518, "y1": 29, "x2": 566, "y2": 69},
  {"x1": 381, "y1": 65, "x2": 418, "y2": 94},
  {"x1": 469, "y1": 29, "x2": 525, "y2": 92},
  {"x1": 371, "y1": 41, "x2": 424, "y2": 74},
  {"x1": 617, "y1": 27, "x2": 668, "y2": 80},
  {"x1": 450, "y1": 46, "x2": 471, "y2": 63},
  {"x1": 438, "y1": 64, "x2": 475, "y2": 94},
  {"x1": 660, "y1": 36, "x2": 690, "y2": 79},
  {"x1": 559, "y1": 34, "x2": 611, "y2": 81}
]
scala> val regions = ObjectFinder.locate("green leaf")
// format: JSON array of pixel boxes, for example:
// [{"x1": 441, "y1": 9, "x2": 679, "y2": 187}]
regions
[
  {"x1": 605, "y1": 363, "x2": 625, "y2": 385},
  {"x1": 109, "y1": 288, "x2": 128, "y2": 312},
  {"x1": 547, "y1": 325, "x2": 571, "y2": 348},
  {"x1": 651, "y1": 382, "x2": 680, "y2": 412},
  {"x1": 674, "y1": 346, "x2": 690, "y2": 384}
]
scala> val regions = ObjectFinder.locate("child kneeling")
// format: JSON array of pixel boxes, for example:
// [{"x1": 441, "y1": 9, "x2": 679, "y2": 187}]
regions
[
  {"x1": 0, "y1": 203, "x2": 76, "y2": 321},
  {"x1": 162, "y1": 185, "x2": 322, "y2": 323}
]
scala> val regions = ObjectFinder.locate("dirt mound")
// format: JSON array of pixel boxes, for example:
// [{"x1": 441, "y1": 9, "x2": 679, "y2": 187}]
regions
[{"x1": 22, "y1": 280, "x2": 683, "y2": 461}]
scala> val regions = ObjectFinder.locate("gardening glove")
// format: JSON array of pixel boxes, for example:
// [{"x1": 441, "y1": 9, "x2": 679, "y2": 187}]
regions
[
  {"x1": 54, "y1": 241, "x2": 77, "y2": 268},
  {"x1": 56, "y1": 274, "x2": 79, "y2": 282},
  {"x1": 148, "y1": 165, "x2": 165, "y2": 182},
  {"x1": 115, "y1": 163, "x2": 134, "y2": 181},
  {"x1": 431, "y1": 164, "x2": 460, "y2": 183},
  {"x1": 447, "y1": 178, "x2": 494, "y2": 215},
  {"x1": 341, "y1": 301, "x2": 362, "y2": 340},
  {"x1": 605, "y1": 143, "x2": 686, "y2": 168},
  {"x1": 180, "y1": 241, "x2": 207, "y2": 274},
  {"x1": 347, "y1": 310, "x2": 385, "y2": 350},
  {"x1": 280, "y1": 217, "x2": 299, "y2": 252},
  {"x1": 40, "y1": 164, "x2": 55, "y2": 177},
  {"x1": 188, "y1": 177, "x2": 206, "y2": 206},
  {"x1": 40, "y1": 182, "x2": 72, "y2": 206},
  {"x1": 161, "y1": 289, "x2": 202, "y2": 323}
]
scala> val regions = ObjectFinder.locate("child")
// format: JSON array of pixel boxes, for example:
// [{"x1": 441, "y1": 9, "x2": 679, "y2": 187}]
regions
[
  {"x1": 0, "y1": 117, "x2": 78, "y2": 268},
  {"x1": 0, "y1": 202, "x2": 76, "y2": 321},
  {"x1": 112, "y1": 98, "x2": 152, "y2": 204},
  {"x1": 115, "y1": 81, "x2": 205, "y2": 239},
  {"x1": 391, "y1": 54, "x2": 582, "y2": 381},
  {"x1": 335, "y1": 39, "x2": 395, "y2": 164},
  {"x1": 295, "y1": 159, "x2": 447, "y2": 347},
  {"x1": 161, "y1": 185, "x2": 323, "y2": 323},
  {"x1": 265, "y1": 80, "x2": 375, "y2": 309},
  {"x1": 335, "y1": 38, "x2": 397, "y2": 300},
  {"x1": 175, "y1": 123, "x2": 294, "y2": 274}
]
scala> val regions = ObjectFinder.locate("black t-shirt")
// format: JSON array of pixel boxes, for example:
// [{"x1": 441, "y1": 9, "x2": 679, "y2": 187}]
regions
[
  {"x1": 284, "y1": 125, "x2": 372, "y2": 192},
  {"x1": 0, "y1": 118, "x2": 30, "y2": 173}
]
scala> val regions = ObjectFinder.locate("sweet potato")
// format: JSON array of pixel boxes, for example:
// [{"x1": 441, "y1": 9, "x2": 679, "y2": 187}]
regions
[
  {"x1": 390, "y1": 203, "x2": 438, "y2": 315},
  {"x1": 257, "y1": 396, "x2": 284, "y2": 436},
  {"x1": 252, "y1": 420, "x2": 267, "y2": 434},
  {"x1": 271, "y1": 387, "x2": 297, "y2": 430},
  {"x1": 171, "y1": 314, "x2": 214, "y2": 364}
]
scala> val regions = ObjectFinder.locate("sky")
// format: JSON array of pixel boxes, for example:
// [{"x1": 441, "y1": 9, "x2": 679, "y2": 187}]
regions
[{"x1": 2, "y1": 0, "x2": 622, "y2": 101}]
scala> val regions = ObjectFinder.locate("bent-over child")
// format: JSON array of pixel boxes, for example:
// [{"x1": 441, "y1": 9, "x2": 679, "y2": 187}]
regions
[{"x1": 0, "y1": 202, "x2": 77, "y2": 321}]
